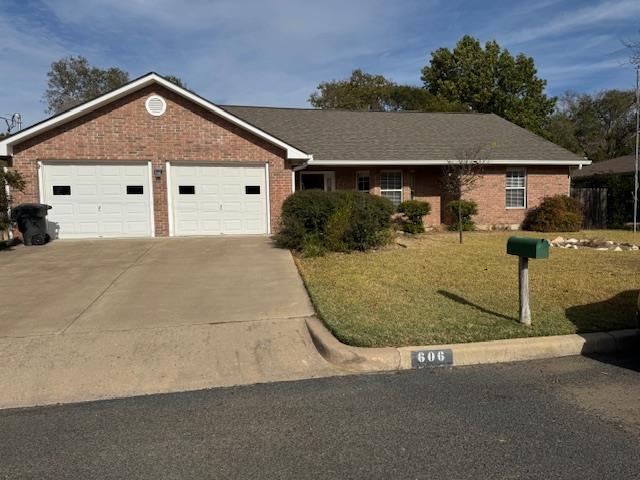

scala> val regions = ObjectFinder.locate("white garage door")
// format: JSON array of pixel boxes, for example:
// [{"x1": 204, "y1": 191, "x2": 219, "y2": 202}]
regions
[
  {"x1": 42, "y1": 163, "x2": 153, "y2": 239},
  {"x1": 170, "y1": 164, "x2": 268, "y2": 236}
]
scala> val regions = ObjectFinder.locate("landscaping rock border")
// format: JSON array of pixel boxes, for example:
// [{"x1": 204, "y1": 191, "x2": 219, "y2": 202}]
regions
[
  {"x1": 549, "y1": 236, "x2": 639, "y2": 251},
  {"x1": 306, "y1": 316, "x2": 639, "y2": 371}
]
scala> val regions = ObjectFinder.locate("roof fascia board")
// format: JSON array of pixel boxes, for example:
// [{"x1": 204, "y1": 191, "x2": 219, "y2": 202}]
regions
[
  {"x1": 0, "y1": 73, "x2": 311, "y2": 160},
  {"x1": 308, "y1": 159, "x2": 590, "y2": 166}
]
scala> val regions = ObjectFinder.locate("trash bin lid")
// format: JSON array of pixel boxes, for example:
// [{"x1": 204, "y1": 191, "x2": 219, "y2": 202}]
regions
[{"x1": 11, "y1": 203, "x2": 52, "y2": 217}]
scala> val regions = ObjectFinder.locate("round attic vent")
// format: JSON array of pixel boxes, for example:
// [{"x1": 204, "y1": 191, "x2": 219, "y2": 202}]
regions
[{"x1": 145, "y1": 95, "x2": 166, "y2": 116}]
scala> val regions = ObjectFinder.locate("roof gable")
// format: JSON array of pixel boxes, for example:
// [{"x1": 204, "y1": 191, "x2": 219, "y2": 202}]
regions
[{"x1": 0, "y1": 73, "x2": 310, "y2": 160}]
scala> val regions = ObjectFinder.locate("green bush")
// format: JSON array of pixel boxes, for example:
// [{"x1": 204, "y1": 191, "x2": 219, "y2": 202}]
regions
[
  {"x1": 397, "y1": 200, "x2": 431, "y2": 234},
  {"x1": 446, "y1": 200, "x2": 478, "y2": 231},
  {"x1": 341, "y1": 193, "x2": 395, "y2": 250},
  {"x1": 277, "y1": 190, "x2": 394, "y2": 254},
  {"x1": 522, "y1": 195, "x2": 583, "y2": 232}
]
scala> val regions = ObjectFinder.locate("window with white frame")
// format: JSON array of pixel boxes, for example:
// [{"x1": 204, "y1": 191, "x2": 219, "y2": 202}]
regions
[
  {"x1": 356, "y1": 171, "x2": 370, "y2": 192},
  {"x1": 506, "y1": 169, "x2": 526, "y2": 208},
  {"x1": 380, "y1": 171, "x2": 402, "y2": 205}
]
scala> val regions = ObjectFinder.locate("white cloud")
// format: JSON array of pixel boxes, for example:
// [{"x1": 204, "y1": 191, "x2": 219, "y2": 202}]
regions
[
  {"x1": 544, "y1": 58, "x2": 629, "y2": 76},
  {"x1": 1, "y1": 0, "x2": 639, "y2": 128},
  {"x1": 504, "y1": 0, "x2": 640, "y2": 44}
]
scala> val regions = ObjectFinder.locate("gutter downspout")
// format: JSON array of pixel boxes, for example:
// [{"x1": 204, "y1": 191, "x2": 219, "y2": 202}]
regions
[{"x1": 291, "y1": 158, "x2": 311, "y2": 193}]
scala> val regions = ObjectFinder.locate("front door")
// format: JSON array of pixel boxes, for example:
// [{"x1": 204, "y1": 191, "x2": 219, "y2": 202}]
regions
[{"x1": 300, "y1": 172, "x2": 334, "y2": 191}]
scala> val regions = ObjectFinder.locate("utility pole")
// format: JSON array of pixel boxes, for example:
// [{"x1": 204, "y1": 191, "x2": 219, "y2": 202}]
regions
[{"x1": 634, "y1": 66, "x2": 639, "y2": 234}]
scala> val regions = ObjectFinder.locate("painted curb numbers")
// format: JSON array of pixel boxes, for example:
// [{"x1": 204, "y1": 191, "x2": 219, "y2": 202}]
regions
[{"x1": 411, "y1": 349, "x2": 453, "y2": 368}]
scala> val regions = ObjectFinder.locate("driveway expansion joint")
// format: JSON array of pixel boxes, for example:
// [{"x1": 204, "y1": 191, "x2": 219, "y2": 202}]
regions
[{"x1": 57, "y1": 243, "x2": 158, "y2": 335}]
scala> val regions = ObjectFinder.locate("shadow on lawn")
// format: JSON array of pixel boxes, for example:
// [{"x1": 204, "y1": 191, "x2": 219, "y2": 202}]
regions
[
  {"x1": 567, "y1": 290, "x2": 640, "y2": 373},
  {"x1": 565, "y1": 290, "x2": 639, "y2": 332},
  {"x1": 437, "y1": 290, "x2": 517, "y2": 322}
]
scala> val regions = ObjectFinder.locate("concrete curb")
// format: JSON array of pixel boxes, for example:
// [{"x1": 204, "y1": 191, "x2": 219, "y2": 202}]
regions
[{"x1": 305, "y1": 316, "x2": 640, "y2": 372}]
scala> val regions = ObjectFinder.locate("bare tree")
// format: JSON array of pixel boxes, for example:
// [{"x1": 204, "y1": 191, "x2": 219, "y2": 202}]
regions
[
  {"x1": 440, "y1": 145, "x2": 486, "y2": 243},
  {"x1": 624, "y1": 39, "x2": 640, "y2": 66}
]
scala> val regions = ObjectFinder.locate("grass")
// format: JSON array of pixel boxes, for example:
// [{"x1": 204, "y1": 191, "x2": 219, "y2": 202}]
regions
[{"x1": 295, "y1": 230, "x2": 640, "y2": 347}]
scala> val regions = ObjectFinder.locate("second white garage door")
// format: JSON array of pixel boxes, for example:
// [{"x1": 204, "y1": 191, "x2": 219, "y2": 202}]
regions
[{"x1": 170, "y1": 164, "x2": 268, "y2": 236}]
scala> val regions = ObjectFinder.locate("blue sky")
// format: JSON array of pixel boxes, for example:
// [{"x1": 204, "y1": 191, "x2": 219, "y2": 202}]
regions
[{"x1": 1, "y1": 0, "x2": 638, "y2": 128}]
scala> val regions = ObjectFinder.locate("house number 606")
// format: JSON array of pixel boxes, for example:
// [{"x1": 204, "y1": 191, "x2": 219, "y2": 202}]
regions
[{"x1": 417, "y1": 351, "x2": 446, "y2": 363}]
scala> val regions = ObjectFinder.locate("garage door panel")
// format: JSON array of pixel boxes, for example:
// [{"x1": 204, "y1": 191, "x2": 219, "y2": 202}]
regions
[
  {"x1": 171, "y1": 164, "x2": 267, "y2": 236},
  {"x1": 201, "y1": 220, "x2": 222, "y2": 230},
  {"x1": 100, "y1": 222, "x2": 125, "y2": 234},
  {"x1": 244, "y1": 200, "x2": 262, "y2": 212},
  {"x1": 222, "y1": 184, "x2": 241, "y2": 195},
  {"x1": 52, "y1": 204, "x2": 74, "y2": 215},
  {"x1": 124, "y1": 203, "x2": 149, "y2": 215},
  {"x1": 200, "y1": 185, "x2": 219, "y2": 194},
  {"x1": 76, "y1": 165, "x2": 97, "y2": 176},
  {"x1": 77, "y1": 203, "x2": 99, "y2": 215},
  {"x1": 223, "y1": 220, "x2": 242, "y2": 232},
  {"x1": 101, "y1": 185, "x2": 123, "y2": 196},
  {"x1": 99, "y1": 165, "x2": 122, "y2": 176},
  {"x1": 79, "y1": 222, "x2": 100, "y2": 233},
  {"x1": 75, "y1": 184, "x2": 98, "y2": 196},
  {"x1": 43, "y1": 163, "x2": 152, "y2": 239}
]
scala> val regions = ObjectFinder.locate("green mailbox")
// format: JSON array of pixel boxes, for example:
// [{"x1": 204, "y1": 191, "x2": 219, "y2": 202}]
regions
[
  {"x1": 506, "y1": 236, "x2": 550, "y2": 326},
  {"x1": 506, "y1": 237, "x2": 549, "y2": 259}
]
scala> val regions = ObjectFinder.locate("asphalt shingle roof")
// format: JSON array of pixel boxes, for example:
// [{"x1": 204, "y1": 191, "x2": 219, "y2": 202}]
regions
[
  {"x1": 572, "y1": 154, "x2": 638, "y2": 178},
  {"x1": 222, "y1": 106, "x2": 584, "y2": 162}
]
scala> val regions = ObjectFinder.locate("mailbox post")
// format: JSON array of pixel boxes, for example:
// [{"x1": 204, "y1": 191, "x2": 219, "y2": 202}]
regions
[{"x1": 506, "y1": 237, "x2": 549, "y2": 325}]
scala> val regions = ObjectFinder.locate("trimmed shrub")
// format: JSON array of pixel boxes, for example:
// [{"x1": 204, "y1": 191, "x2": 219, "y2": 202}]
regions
[
  {"x1": 522, "y1": 195, "x2": 583, "y2": 232},
  {"x1": 397, "y1": 200, "x2": 431, "y2": 234},
  {"x1": 341, "y1": 193, "x2": 395, "y2": 250},
  {"x1": 446, "y1": 200, "x2": 478, "y2": 231},
  {"x1": 277, "y1": 190, "x2": 394, "y2": 254}
]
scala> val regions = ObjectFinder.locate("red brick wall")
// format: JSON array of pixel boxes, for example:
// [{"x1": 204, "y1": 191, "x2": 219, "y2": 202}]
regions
[
  {"x1": 465, "y1": 165, "x2": 570, "y2": 228},
  {"x1": 307, "y1": 166, "x2": 441, "y2": 226},
  {"x1": 10, "y1": 85, "x2": 291, "y2": 236},
  {"x1": 300, "y1": 165, "x2": 570, "y2": 229}
]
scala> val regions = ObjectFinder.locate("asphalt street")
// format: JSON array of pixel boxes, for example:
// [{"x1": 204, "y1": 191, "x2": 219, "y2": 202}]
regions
[{"x1": 1, "y1": 352, "x2": 639, "y2": 479}]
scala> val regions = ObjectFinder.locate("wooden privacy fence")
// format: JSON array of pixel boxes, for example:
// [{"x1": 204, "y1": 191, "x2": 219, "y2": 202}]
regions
[{"x1": 571, "y1": 187, "x2": 607, "y2": 229}]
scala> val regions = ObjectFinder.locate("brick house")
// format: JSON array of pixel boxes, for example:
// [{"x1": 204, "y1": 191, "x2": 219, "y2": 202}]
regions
[{"x1": 0, "y1": 73, "x2": 589, "y2": 239}]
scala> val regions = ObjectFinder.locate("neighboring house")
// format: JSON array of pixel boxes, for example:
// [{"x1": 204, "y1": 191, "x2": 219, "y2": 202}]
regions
[
  {"x1": 572, "y1": 154, "x2": 638, "y2": 181},
  {"x1": 571, "y1": 154, "x2": 638, "y2": 228},
  {"x1": 0, "y1": 73, "x2": 588, "y2": 239}
]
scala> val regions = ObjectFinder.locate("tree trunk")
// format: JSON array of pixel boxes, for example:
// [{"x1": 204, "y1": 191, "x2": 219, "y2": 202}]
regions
[{"x1": 458, "y1": 206, "x2": 463, "y2": 244}]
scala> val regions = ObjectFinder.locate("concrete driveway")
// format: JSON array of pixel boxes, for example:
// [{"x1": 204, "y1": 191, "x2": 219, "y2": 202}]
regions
[{"x1": 0, "y1": 237, "x2": 340, "y2": 409}]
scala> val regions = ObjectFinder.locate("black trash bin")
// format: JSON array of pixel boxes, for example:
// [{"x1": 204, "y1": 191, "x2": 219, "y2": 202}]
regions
[{"x1": 10, "y1": 203, "x2": 52, "y2": 246}]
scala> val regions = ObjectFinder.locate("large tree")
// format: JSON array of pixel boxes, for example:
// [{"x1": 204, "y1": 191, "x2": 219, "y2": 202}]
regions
[
  {"x1": 309, "y1": 69, "x2": 465, "y2": 112},
  {"x1": 421, "y1": 35, "x2": 555, "y2": 134},
  {"x1": 43, "y1": 56, "x2": 187, "y2": 114},
  {"x1": 44, "y1": 56, "x2": 130, "y2": 114},
  {"x1": 546, "y1": 90, "x2": 636, "y2": 162}
]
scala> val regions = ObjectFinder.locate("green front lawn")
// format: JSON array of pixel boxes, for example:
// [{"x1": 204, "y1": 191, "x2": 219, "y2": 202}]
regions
[{"x1": 296, "y1": 230, "x2": 640, "y2": 347}]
